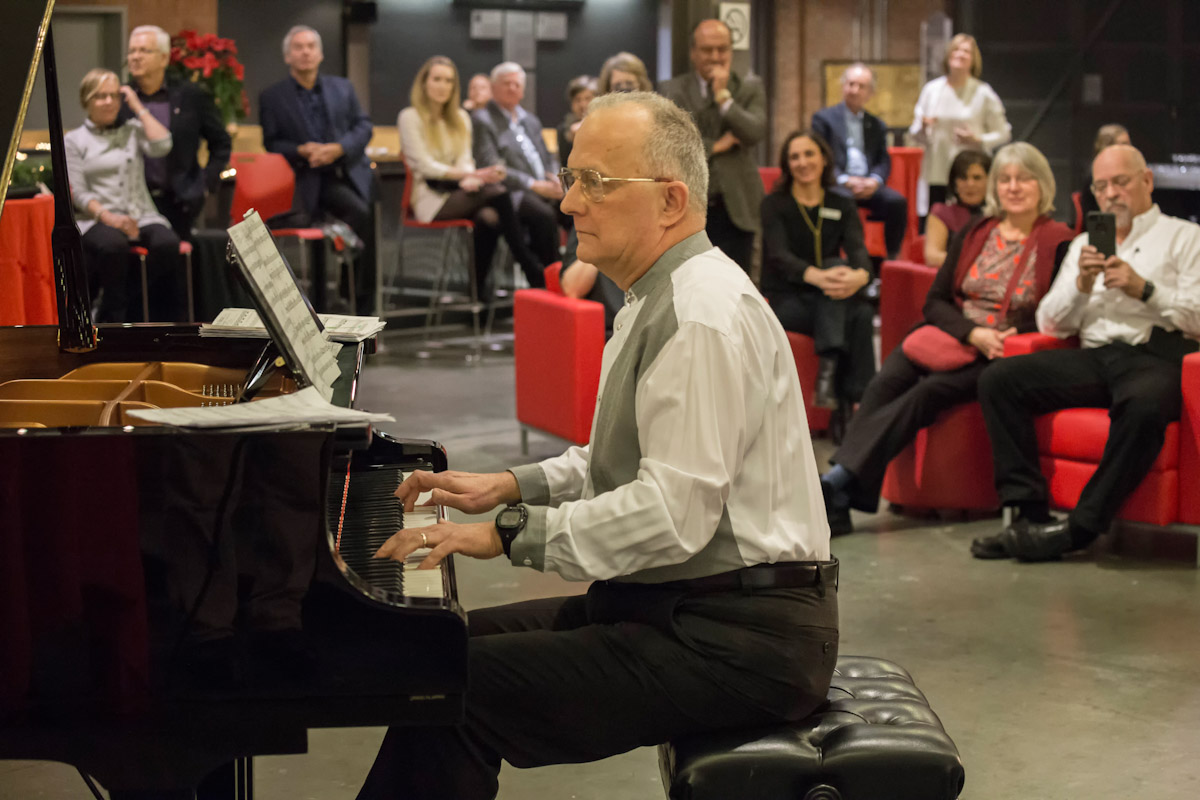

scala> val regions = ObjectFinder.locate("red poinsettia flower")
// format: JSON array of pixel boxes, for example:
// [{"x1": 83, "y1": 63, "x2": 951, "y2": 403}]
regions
[{"x1": 168, "y1": 29, "x2": 249, "y2": 125}]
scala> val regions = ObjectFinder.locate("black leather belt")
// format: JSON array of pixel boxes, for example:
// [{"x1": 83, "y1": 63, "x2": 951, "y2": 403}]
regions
[{"x1": 654, "y1": 558, "x2": 839, "y2": 595}]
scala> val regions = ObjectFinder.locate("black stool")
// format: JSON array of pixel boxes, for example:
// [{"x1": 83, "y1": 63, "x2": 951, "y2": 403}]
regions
[{"x1": 658, "y1": 655, "x2": 964, "y2": 800}]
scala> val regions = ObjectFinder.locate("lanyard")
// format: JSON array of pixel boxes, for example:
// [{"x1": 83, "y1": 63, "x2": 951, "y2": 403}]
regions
[{"x1": 796, "y1": 192, "x2": 825, "y2": 269}]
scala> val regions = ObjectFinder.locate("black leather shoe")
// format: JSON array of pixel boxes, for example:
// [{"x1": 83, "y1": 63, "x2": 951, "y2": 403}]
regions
[
  {"x1": 814, "y1": 357, "x2": 839, "y2": 410},
  {"x1": 970, "y1": 531, "x2": 1009, "y2": 559},
  {"x1": 821, "y1": 479, "x2": 854, "y2": 536},
  {"x1": 1001, "y1": 519, "x2": 1073, "y2": 562}
]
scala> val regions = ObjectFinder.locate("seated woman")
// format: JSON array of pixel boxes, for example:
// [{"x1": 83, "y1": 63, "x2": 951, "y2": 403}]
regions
[
  {"x1": 65, "y1": 68, "x2": 181, "y2": 322},
  {"x1": 761, "y1": 129, "x2": 875, "y2": 412},
  {"x1": 399, "y1": 56, "x2": 544, "y2": 299},
  {"x1": 556, "y1": 75, "x2": 596, "y2": 170},
  {"x1": 596, "y1": 51, "x2": 654, "y2": 95},
  {"x1": 820, "y1": 142, "x2": 1073, "y2": 535},
  {"x1": 924, "y1": 149, "x2": 992, "y2": 267}
]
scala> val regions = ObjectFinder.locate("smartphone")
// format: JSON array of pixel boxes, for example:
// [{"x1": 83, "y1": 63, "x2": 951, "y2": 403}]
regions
[{"x1": 1086, "y1": 211, "x2": 1117, "y2": 258}]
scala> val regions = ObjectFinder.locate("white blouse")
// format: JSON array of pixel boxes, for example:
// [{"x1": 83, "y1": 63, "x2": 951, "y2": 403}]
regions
[{"x1": 398, "y1": 106, "x2": 474, "y2": 223}]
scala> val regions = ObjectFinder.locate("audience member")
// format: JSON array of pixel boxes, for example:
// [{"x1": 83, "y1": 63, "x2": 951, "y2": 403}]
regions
[
  {"x1": 761, "y1": 130, "x2": 874, "y2": 413},
  {"x1": 812, "y1": 63, "x2": 908, "y2": 260},
  {"x1": 259, "y1": 25, "x2": 376, "y2": 313},
  {"x1": 556, "y1": 75, "x2": 596, "y2": 169},
  {"x1": 972, "y1": 144, "x2": 1200, "y2": 562},
  {"x1": 472, "y1": 61, "x2": 561, "y2": 279},
  {"x1": 559, "y1": 228, "x2": 623, "y2": 339},
  {"x1": 463, "y1": 73, "x2": 492, "y2": 111},
  {"x1": 66, "y1": 69, "x2": 183, "y2": 323},
  {"x1": 357, "y1": 90, "x2": 836, "y2": 800},
  {"x1": 924, "y1": 149, "x2": 992, "y2": 267},
  {"x1": 597, "y1": 51, "x2": 654, "y2": 94},
  {"x1": 910, "y1": 33, "x2": 1011, "y2": 215},
  {"x1": 123, "y1": 25, "x2": 231, "y2": 239},
  {"x1": 1077, "y1": 123, "x2": 1131, "y2": 224},
  {"x1": 399, "y1": 56, "x2": 544, "y2": 299},
  {"x1": 819, "y1": 143, "x2": 1072, "y2": 535},
  {"x1": 662, "y1": 19, "x2": 765, "y2": 274}
]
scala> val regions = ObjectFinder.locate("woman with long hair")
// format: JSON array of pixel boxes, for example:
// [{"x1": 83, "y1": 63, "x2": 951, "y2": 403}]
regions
[{"x1": 399, "y1": 56, "x2": 544, "y2": 297}]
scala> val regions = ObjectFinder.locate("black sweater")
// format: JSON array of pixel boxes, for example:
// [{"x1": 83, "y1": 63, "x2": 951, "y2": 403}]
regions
[{"x1": 760, "y1": 189, "x2": 872, "y2": 296}]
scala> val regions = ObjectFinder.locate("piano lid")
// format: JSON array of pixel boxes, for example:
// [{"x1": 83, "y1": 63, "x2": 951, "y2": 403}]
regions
[{"x1": 0, "y1": 1, "x2": 53, "y2": 222}]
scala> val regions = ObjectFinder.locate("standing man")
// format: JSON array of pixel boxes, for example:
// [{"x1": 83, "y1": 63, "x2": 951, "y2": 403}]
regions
[
  {"x1": 662, "y1": 18, "x2": 766, "y2": 274},
  {"x1": 471, "y1": 62, "x2": 561, "y2": 286},
  {"x1": 356, "y1": 92, "x2": 836, "y2": 800},
  {"x1": 812, "y1": 63, "x2": 908, "y2": 260},
  {"x1": 974, "y1": 144, "x2": 1200, "y2": 562},
  {"x1": 124, "y1": 25, "x2": 231, "y2": 239},
  {"x1": 259, "y1": 25, "x2": 376, "y2": 313}
]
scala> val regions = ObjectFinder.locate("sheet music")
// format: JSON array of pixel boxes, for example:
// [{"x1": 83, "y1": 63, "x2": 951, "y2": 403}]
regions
[
  {"x1": 227, "y1": 211, "x2": 342, "y2": 399},
  {"x1": 125, "y1": 386, "x2": 394, "y2": 428},
  {"x1": 203, "y1": 308, "x2": 387, "y2": 343}
]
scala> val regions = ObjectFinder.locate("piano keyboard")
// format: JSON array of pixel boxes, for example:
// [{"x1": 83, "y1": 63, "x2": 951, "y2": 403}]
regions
[{"x1": 329, "y1": 466, "x2": 447, "y2": 601}]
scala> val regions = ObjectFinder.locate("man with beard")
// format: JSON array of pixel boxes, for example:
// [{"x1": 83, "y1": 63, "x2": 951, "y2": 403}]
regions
[{"x1": 973, "y1": 144, "x2": 1200, "y2": 562}]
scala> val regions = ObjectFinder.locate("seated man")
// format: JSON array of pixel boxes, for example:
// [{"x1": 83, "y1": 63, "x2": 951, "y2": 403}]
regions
[
  {"x1": 559, "y1": 228, "x2": 624, "y2": 339},
  {"x1": 974, "y1": 144, "x2": 1200, "y2": 562},
  {"x1": 812, "y1": 63, "x2": 907, "y2": 260},
  {"x1": 259, "y1": 25, "x2": 376, "y2": 313},
  {"x1": 471, "y1": 61, "x2": 561, "y2": 287},
  {"x1": 357, "y1": 91, "x2": 837, "y2": 800}
]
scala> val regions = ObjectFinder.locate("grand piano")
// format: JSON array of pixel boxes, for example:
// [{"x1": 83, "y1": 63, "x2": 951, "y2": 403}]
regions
[{"x1": 0, "y1": 5, "x2": 466, "y2": 797}]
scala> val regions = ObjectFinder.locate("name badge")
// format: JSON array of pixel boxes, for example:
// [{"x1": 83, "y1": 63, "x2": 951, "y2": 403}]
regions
[{"x1": 819, "y1": 207, "x2": 842, "y2": 221}]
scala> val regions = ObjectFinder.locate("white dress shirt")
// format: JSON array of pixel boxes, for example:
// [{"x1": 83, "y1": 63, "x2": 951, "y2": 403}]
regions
[{"x1": 1036, "y1": 204, "x2": 1200, "y2": 347}]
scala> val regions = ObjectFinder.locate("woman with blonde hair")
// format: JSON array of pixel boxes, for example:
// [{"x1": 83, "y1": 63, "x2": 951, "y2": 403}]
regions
[
  {"x1": 65, "y1": 67, "x2": 182, "y2": 322},
  {"x1": 399, "y1": 55, "x2": 544, "y2": 296},
  {"x1": 597, "y1": 51, "x2": 653, "y2": 94},
  {"x1": 909, "y1": 33, "x2": 1011, "y2": 214}
]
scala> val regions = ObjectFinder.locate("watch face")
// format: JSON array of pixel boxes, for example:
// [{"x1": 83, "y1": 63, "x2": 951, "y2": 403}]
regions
[{"x1": 498, "y1": 508, "x2": 523, "y2": 528}]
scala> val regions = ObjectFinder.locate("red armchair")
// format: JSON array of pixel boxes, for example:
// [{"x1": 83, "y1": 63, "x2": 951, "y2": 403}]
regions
[
  {"x1": 513, "y1": 263, "x2": 605, "y2": 454},
  {"x1": 786, "y1": 332, "x2": 831, "y2": 433}
]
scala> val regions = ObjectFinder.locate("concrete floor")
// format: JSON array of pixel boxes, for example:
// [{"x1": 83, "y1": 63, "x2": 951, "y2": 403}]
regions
[{"x1": 5, "y1": 328, "x2": 1200, "y2": 799}]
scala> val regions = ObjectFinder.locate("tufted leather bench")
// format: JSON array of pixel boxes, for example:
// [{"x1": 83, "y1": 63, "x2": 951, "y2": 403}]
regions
[{"x1": 658, "y1": 655, "x2": 964, "y2": 800}]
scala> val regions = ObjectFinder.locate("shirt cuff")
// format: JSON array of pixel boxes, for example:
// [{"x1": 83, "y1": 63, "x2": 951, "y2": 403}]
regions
[
  {"x1": 509, "y1": 464, "x2": 550, "y2": 505},
  {"x1": 718, "y1": 97, "x2": 734, "y2": 115},
  {"x1": 1145, "y1": 283, "x2": 1174, "y2": 314},
  {"x1": 836, "y1": 174, "x2": 850, "y2": 185},
  {"x1": 868, "y1": 174, "x2": 886, "y2": 186},
  {"x1": 509, "y1": 503, "x2": 547, "y2": 571}
]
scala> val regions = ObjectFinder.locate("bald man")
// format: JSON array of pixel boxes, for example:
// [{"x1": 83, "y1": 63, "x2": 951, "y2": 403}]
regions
[{"x1": 974, "y1": 144, "x2": 1200, "y2": 562}]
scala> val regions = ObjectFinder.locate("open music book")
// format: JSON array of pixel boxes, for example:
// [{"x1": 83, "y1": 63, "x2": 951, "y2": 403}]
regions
[
  {"x1": 125, "y1": 385, "x2": 393, "y2": 428},
  {"x1": 202, "y1": 308, "x2": 387, "y2": 343}
]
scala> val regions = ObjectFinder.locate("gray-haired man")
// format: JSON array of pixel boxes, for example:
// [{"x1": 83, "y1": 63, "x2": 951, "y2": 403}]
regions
[{"x1": 357, "y1": 91, "x2": 837, "y2": 800}]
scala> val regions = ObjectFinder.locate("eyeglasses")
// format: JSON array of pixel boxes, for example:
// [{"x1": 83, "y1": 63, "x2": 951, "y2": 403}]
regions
[
  {"x1": 558, "y1": 167, "x2": 671, "y2": 203},
  {"x1": 1090, "y1": 173, "x2": 1139, "y2": 194}
]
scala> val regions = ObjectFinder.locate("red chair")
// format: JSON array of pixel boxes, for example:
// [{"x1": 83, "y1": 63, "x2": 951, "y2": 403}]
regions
[
  {"x1": 131, "y1": 241, "x2": 195, "y2": 323},
  {"x1": 906, "y1": 234, "x2": 927, "y2": 264},
  {"x1": 513, "y1": 263, "x2": 605, "y2": 453},
  {"x1": 1071, "y1": 191, "x2": 1085, "y2": 235},
  {"x1": 786, "y1": 332, "x2": 831, "y2": 433},
  {"x1": 228, "y1": 152, "x2": 354, "y2": 313},
  {"x1": 878, "y1": 259, "x2": 936, "y2": 360},
  {"x1": 758, "y1": 166, "x2": 781, "y2": 195}
]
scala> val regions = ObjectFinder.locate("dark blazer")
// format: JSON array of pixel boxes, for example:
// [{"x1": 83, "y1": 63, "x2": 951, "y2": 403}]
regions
[
  {"x1": 259, "y1": 74, "x2": 374, "y2": 215},
  {"x1": 660, "y1": 71, "x2": 766, "y2": 233},
  {"x1": 811, "y1": 102, "x2": 891, "y2": 185},
  {"x1": 760, "y1": 189, "x2": 872, "y2": 296},
  {"x1": 120, "y1": 79, "x2": 232, "y2": 224},
  {"x1": 471, "y1": 101, "x2": 558, "y2": 193}
]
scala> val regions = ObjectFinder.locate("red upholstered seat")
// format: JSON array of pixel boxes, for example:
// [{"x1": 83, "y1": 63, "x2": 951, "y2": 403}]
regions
[
  {"x1": 786, "y1": 331, "x2": 831, "y2": 433},
  {"x1": 882, "y1": 402, "x2": 998, "y2": 511},
  {"x1": 878, "y1": 259, "x2": 936, "y2": 360}
]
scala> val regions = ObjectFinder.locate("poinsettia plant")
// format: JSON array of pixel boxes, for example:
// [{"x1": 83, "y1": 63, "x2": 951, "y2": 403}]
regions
[{"x1": 167, "y1": 30, "x2": 250, "y2": 126}]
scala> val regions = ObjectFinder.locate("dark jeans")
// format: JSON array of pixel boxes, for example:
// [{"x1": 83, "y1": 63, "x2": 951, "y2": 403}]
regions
[
  {"x1": 436, "y1": 184, "x2": 546, "y2": 296},
  {"x1": 706, "y1": 195, "x2": 755, "y2": 274},
  {"x1": 769, "y1": 283, "x2": 877, "y2": 404},
  {"x1": 832, "y1": 346, "x2": 988, "y2": 512},
  {"x1": 358, "y1": 580, "x2": 838, "y2": 800},
  {"x1": 82, "y1": 221, "x2": 182, "y2": 323},
  {"x1": 310, "y1": 176, "x2": 376, "y2": 314},
  {"x1": 978, "y1": 343, "x2": 1183, "y2": 534},
  {"x1": 855, "y1": 185, "x2": 908, "y2": 259}
]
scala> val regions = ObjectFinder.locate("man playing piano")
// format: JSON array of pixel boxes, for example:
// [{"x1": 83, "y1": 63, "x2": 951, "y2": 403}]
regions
[{"x1": 363, "y1": 92, "x2": 838, "y2": 800}]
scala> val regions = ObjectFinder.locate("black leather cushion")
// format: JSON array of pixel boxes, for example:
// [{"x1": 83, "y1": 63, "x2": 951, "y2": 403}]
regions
[{"x1": 658, "y1": 656, "x2": 965, "y2": 800}]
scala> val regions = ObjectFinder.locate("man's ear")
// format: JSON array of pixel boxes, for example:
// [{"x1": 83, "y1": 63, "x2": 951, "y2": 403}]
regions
[{"x1": 661, "y1": 181, "x2": 690, "y2": 223}]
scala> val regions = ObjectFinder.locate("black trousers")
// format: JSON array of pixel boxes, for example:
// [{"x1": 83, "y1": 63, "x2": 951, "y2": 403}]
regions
[
  {"x1": 768, "y1": 283, "x2": 877, "y2": 404},
  {"x1": 436, "y1": 185, "x2": 546, "y2": 296},
  {"x1": 82, "y1": 221, "x2": 183, "y2": 323},
  {"x1": 358, "y1": 580, "x2": 838, "y2": 800},
  {"x1": 832, "y1": 346, "x2": 988, "y2": 512},
  {"x1": 310, "y1": 176, "x2": 376, "y2": 314},
  {"x1": 706, "y1": 195, "x2": 755, "y2": 274},
  {"x1": 151, "y1": 192, "x2": 201, "y2": 241},
  {"x1": 516, "y1": 191, "x2": 563, "y2": 273},
  {"x1": 978, "y1": 343, "x2": 1183, "y2": 534},
  {"x1": 856, "y1": 185, "x2": 908, "y2": 259}
]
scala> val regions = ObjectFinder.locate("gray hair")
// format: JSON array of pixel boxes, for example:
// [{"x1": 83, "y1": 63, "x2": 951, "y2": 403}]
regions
[
  {"x1": 586, "y1": 91, "x2": 708, "y2": 216},
  {"x1": 283, "y1": 25, "x2": 322, "y2": 59},
  {"x1": 984, "y1": 142, "x2": 1056, "y2": 218},
  {"x1": 841, "y1": 62, "x2": 876, "y2": 90},
  {"x1": 129, "y1": 25, "x2": 170, "y2": 55},
  {"x1": 490, "y1": 61, "x2": 526, "y2": 84}
]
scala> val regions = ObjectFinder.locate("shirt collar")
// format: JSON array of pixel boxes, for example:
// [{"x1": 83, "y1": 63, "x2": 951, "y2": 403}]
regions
[
  {"x1": 291, "y1": 75, "x2": 322, "y2": 93},
  {"x1": 843, "y1": 104, "x2": 864, "y2": 121},
  {"x1": 627, "y1": 231, "x2": 714, "y2": 302},
  {"x1": 83, "y1": 118, "x2": 123, "y2": 133},
  {"x1": 1126, "y1": 204, "x2": 1162, "y2": 242}
]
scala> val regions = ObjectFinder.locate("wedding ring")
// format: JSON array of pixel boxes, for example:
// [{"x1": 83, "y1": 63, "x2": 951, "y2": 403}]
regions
[{"x1": 420, "y1": 531, "x2": 428, "y2": 549}]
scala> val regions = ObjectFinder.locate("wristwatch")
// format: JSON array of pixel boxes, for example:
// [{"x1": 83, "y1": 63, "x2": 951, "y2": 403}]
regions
[
  {"x1": 495, "y1": 504, "x2": 528, "y2": 558},
  {"x1": 1141, "y1": 280, "x2": 1155, "y2": 302}
]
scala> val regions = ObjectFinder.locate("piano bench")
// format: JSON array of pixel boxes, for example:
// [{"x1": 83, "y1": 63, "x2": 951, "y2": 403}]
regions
[{"x1": 657, "y1": 655, "x2": 965, "y2": 800}]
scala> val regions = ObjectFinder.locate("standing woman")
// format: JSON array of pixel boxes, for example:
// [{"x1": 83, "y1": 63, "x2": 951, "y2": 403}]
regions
[
  {"x1": 909, "y1": 34, "x2": 1011, "y2": 215},
  {"x1": 924, "y1": 149, "x2": 992, "y2": 267},
  {"x1": 65, "y1": 68, "x2": 182, "y2": 322},
  {"x1": 399, "y1": 56, "x2": 544, "y2": 298},
  {"x1": 761, "y1": 130, "x2": 875, "y2": 413}
]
